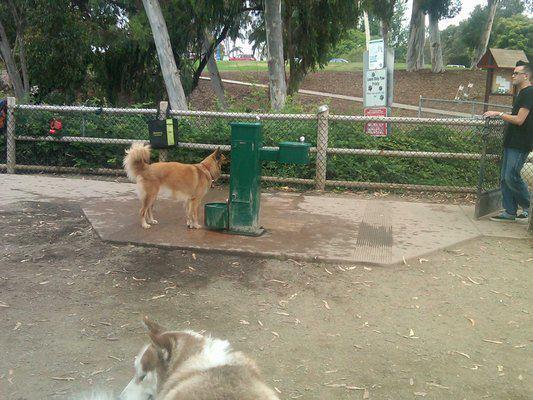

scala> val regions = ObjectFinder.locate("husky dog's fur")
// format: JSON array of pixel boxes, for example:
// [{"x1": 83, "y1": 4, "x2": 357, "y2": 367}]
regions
[
  {"x1": 75, "y1": 391, "x2": 115, "y2": 400},
  {"x1": 123, "y1": 143, "x2": 226, "y2": 229},
  {"x1": 119, "y1": 317, "x2": 280, "y2": 400}
]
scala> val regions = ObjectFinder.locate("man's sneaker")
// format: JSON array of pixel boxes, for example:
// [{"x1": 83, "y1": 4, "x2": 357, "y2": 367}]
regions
[
  {"x1": 516, "y1": 210, "x2": 529, "y2": 223},
  {"x1": 490, "y1": 212, "x2": 516, "y2": 222}
]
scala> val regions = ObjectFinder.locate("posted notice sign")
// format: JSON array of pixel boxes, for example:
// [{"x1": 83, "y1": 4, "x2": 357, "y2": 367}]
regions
[
  {"x1": 368, "y1": 39, "x2": 385, "y2": 70},
  {"x1": 364, "y1": 107, "x2": 388, "y2": 137},
  {"x1": 365, "y1": 68, "x2": 387, "y2": 107}
]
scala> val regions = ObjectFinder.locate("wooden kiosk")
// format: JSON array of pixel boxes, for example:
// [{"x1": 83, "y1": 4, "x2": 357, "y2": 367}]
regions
[{"x1": 477, "y1": 48, "x2": 529, "y2": 111}]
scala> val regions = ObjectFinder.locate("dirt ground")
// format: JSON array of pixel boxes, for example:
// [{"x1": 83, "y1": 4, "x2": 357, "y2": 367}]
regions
[
  {"x1": 191, "y1": 69, "x2": 513, "y2": 116},
  {"x1": 0, "y1": 200, "x2": 531, "y2": 400}
]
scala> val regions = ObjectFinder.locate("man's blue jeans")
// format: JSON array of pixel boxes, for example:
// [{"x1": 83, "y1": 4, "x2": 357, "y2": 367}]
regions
[{"x1": 500, "y1": 147, "x2": 531, "y2": 215}]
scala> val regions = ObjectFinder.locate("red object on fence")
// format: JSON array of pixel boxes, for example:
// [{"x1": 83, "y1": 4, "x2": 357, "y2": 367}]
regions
[{"x1": 49, "y1": 118, "x2": 63, "y2": 135}]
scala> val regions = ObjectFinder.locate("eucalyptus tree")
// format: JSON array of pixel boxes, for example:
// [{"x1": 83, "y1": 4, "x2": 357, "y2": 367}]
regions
[
  {"x1": 406, "y1": 0, "x2": 426, "y2": 71},
  {"x1": 0, "y1": 0, "x2": 31, "y2": 99},
  {"x1": 470, "y1": 0, "x2": 499, "y2": 68},
  {"x1": 250, "y1": 0, "x2": 360, "y2": 96},
  {"x1": 422, "y1": 0, "x2": 461, "y2": 73},
  {"x1": 264, "y1": 0, "x2": 286, "y2": 110}
]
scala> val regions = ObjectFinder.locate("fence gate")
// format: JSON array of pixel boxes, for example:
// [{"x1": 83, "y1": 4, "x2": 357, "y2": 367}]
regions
[{"x1": 475, "y1": 119, "x2": 533, "y2": 231}]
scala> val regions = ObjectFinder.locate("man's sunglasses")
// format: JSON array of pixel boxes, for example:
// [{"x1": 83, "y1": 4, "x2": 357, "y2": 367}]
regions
[{"x1": 511, "y1": 71, "x2": 527, "y2": 76}]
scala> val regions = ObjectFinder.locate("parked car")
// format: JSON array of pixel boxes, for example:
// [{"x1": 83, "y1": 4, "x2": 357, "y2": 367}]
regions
[
  {"x1": 329, "y1": 58, "x2": 349, "y2": 63},
  {"x1": 446, "y1": 64, "x2": 466, "y2": 68},
  {"x1": 229, "y1": 55, "x2": 256, "y2": 61}
]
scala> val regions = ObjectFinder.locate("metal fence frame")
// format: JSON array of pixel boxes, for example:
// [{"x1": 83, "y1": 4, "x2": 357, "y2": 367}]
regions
[
  {"x1": 4, "y1": 97, "x2": 529, "y2": 222},
  {"x1": 418, "y1": 96, "x2": 512, "y2": 118},
  {"x1": 3, "y1": 99, "x2": 504, "y2": 191},
  {"x1": 3, "y1": 98, "x2": 532, "y2": 231}
]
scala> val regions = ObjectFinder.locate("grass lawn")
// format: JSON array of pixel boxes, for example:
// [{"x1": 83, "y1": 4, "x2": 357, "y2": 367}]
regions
[{"x1": 215, "y1": 61, "x2": 408, "y2": 72}]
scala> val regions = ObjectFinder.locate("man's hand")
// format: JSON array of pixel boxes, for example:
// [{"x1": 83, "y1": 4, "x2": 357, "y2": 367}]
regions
[{"x1": 483, "y1": 111, "x2": 503, "y2": 118}]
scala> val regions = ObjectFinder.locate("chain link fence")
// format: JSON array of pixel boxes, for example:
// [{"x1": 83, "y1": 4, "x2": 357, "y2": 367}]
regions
[
  {"x1": 1, "y1": 103, "x2": 319, "y2": 186},
  {"x1": 3, "y1": 100, "x2": 532, "y2": 200},
  {"x1": 418, "y1": 97, "x2": 513, "y2": 118}
]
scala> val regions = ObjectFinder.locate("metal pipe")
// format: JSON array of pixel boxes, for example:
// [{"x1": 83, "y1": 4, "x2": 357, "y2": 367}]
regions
[
  {"x1": 327, "y1": 147, "x2": 500, "y2": 160},
  {"x1": 14, "y1": 136, "x2": 322, "y2": 154},
  {"x1": 0, "y1": 164, "x2": 474, "y2": 193},
  {"x1": 325, "y1": 180, "x2": 476, "y2": 193}
]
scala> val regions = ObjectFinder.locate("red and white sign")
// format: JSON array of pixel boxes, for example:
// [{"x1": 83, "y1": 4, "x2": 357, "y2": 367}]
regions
[{"x1": 364, "y1": 107, "x2": 388, "y2": 137}]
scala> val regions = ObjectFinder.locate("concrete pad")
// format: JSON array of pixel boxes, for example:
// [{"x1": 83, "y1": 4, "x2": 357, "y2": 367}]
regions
[
  {"x1": 82, "y1": 190, "x2": 530, "y2": 266},
  {"x1": 1, "y1": 174, "x2": 530, "y2": 266}
]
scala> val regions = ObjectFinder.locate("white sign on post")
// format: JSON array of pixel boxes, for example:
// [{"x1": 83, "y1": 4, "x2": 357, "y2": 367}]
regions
[
  {"x1": 365, "y1": 69, "x2": 387, "y2": 107},
  {"x1": 363, "y1": 38, "x2": 393, "y2": 136},
  {"x1": 368, "y1": 39, "x2": 384, "y2": 70}
]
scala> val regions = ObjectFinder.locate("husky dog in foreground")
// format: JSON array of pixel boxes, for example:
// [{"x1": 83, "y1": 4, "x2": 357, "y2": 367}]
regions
[
  {"x1": 123, "y1": 143, "x2": 225, "y2": 229},
  {"x1": 113, "y1": 316, "x2": 280, "y2": 400}
]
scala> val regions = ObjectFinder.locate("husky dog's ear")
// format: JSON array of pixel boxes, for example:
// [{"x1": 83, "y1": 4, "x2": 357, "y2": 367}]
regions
[
  {"x1": 213, "y1": 147, "x2": 221, "y2": 160},
  {"x1": 143, "y1": 316, "x2": 167, "y2": 335},
  {"x1": 148, "y1": 332, "x2": 173, "y2": 362}
]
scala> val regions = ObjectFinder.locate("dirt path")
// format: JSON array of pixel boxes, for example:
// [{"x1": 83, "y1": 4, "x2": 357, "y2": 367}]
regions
[{"x1": 0, "y1": 201, "x2": 531, "y2": 399}]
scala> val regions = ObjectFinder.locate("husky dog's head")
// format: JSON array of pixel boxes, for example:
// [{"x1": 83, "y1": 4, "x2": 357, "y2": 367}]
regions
[{"x1": 119, "y1": 317, "x2": 230, "y2": 400}]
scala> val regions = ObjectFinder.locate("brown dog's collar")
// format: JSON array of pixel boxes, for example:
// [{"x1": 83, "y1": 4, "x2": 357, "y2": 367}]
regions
[{"x1": 197, "y1": 163, "x2": 214, "y2": 185}]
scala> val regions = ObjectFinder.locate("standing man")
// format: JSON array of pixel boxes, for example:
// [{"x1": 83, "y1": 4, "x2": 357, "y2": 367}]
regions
[{"x1": 484, "y1": 61, "x2": 533, "y2": 222}]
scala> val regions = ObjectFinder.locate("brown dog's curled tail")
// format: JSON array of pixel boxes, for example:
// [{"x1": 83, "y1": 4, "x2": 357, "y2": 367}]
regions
[{"x1": 123, "y1": 142, "x2": 151, "y2": 182}]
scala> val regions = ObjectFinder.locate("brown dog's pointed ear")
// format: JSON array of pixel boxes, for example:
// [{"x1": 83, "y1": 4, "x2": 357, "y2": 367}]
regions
[
  {"x1": 143, "y1": 316, "x2": 167, "y2": 335},
  {"x1": 213, "y1": 147, "x2": 221, "y2": 160}
]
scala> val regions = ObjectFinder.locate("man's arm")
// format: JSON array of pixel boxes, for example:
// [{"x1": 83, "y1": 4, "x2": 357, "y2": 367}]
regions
[{"x1": 484, "y1": 107, "x2": 530, "y2": 126}]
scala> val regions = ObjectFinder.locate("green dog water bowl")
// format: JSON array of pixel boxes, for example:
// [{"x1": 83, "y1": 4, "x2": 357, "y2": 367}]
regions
[{"x1": 204, "y1": 202, "x2": 228, "y2": 230}]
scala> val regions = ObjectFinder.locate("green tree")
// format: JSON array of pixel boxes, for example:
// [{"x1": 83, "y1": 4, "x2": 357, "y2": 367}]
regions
[
  {"x1": 492, "y1": 15, "x2": 533, "y2": 60},
  {"x1": 24, "y1": 1, "x2": 96, "y2": 102},
  {"x1": 282, "y1": 0, "x2": 360, "y2": 95},
  {"x1": 358, "y1": 0, "x2": 408, "y2": 60},
  {"x1": 441, "y1": 0, "x2": 530, "y2": 67},
  {"x1": 249, "y1": 1, "x2": 361, "y2": 95},
  {"x1": 328, "y1": 29, "x2": 367, "y2": 61},
  {"x1": 361, "y1": 0, "x2": 398, "y2": 47}
]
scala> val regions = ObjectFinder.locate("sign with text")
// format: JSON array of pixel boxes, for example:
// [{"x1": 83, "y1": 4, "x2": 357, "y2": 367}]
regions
[
  {"x1": 365, "y1": 69, "x2": 387, "y2": 107},
  {"x1": 368, "y1": 39, "x2": 385, "y2": 70},
  {"x1": 364, "y1": 107, "x2": 389, "y2": 137}
]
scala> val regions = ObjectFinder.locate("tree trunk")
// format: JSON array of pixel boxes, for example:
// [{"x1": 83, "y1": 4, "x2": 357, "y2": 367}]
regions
[
  {"x1": 471, "y1": 0, "x2": 499, "y2": 68},
  {"x1": 0, "y1": 19, "x2": 25, "y2": 100},
  {"x1": 8, "y1": 0, "x2": 29, "y2": 92},
  {"x1": 406, "y1": 0, "x2": 425, "y2": 72},
  {"x1": 142, "y1": 0, "x2": 188, "y2": 110},
  {"x1": 202, "y1": 32, "x2": 227, "y2": 109},
  {"x1": 380, "y1": 19, "x2": 390, "y2": 48},
  {"x1": 16, "y1": 35, "x2": 29, "y2": 92},
  {"x1": 364, "y1": 11, "x2": 371, "y2": 49},
  {"x1": 428, "y1": 12, "x2": 444, "y2": 73},
  {"x1": 264, "y1": 0, "x2": 287, "y2": 111},
  {"x1": 287, "y1": 62, "x2": 305, "y2": 97}
]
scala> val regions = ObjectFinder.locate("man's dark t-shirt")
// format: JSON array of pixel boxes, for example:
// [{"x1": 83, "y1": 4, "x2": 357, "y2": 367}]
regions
[{"x1": 504, "y1": 85, "x2": 533, "y2": 152}]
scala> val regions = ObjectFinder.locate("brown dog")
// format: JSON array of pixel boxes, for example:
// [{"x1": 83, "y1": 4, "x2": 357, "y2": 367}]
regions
[
  {"x1": 123, "y1": 143, "x2": 225, "y2": 229},
  {"x1": 119, "y1": 317, "x2": 280, "y2": 400}
]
